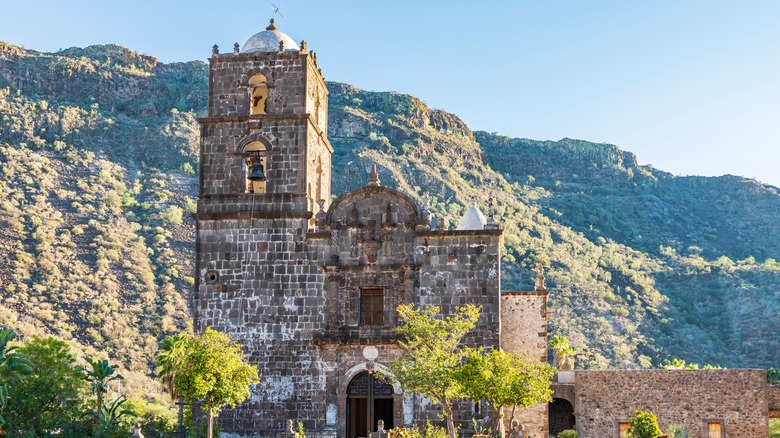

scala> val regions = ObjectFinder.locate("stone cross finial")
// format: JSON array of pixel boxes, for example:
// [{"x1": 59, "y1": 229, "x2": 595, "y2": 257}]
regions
[
  {"x1": 485, "y1": 196, "x2": 499, "y2": 230},
  {"x1": 367, "y1": 164, "x2": 380, "y2": 186},
  {"x1": 233, "y1": 42, "x2": 240, "y2": 54},
  {"x1": 535, "y1": 260, "x2": 546, "y2": 291},
  {"x1": 279, "y1": 40, "x2": 285, "y2": 51},
  {"x1": 267, "y1": 18, "x2": 278, "y2": 31},
  {"x1": 212, "y1": 44, "x2": 219, "y2": 56},
  {"x1": 421, "y1": 191, "x2": 432, "y2": 225}
]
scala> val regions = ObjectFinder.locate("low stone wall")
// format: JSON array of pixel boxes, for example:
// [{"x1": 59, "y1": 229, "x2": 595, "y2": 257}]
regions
[
  {"x1": 574, "y1": 369, "x2": 768, "y2": 438},
  {"x1": 769, "y1": 384, "x2": 780, "y2": 418}
]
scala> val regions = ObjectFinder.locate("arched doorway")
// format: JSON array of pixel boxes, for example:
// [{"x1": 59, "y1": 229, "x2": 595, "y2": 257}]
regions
[
  {"x1": 347, "y1": 372, "x2": 394, "y2": 438},
  {"x1": 548, "y1": 398, "x2": 575, "y2": 436}
]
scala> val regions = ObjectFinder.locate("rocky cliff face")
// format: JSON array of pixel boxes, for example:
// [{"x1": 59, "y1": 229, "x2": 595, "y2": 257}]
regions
[{"x1": 0, "y1": 42, "x2": 778, "y2": 396}]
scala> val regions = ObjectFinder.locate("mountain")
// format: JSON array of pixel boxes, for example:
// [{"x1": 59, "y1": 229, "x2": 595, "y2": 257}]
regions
[{"x1": 0, "y1": 42, "x2": 777, "y2": 396}]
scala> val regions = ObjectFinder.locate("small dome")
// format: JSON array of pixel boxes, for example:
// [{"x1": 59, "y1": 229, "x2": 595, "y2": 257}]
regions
[
  {"x1": 242, "y1": 19, "x2": 300, "y2": 53},
  {"x1": 456, "y1": 200, "x2": 487, "y2": 230}
]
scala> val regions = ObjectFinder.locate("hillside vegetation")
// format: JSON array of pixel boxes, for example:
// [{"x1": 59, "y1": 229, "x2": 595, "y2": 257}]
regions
[{"x1": 0, "y1": 42, "x2": 777, "y2": 396}]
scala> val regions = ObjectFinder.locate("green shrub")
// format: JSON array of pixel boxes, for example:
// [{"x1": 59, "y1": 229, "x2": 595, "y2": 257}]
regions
[
  {"x1": 557, "y1": 430, "x2": 578, "y2": 438},
  {"x1": 387, "y1": 423, "x2": 447, "y2": 438},
  {"x1": 389, "y1": 427, "x2": 420, "y2": 438},
  {"x1": 769, "y1": 418, "x2": 780, "y2": 438},
  {"x1": 628, "y1": 410, "x2": 662, "y2": 438},
  {"x1": 768, "y1": 368, "x2": 780, "y2": 385},
  {"x1": 181, "y1": 162, "x2": 196, "y2": 176},
  {"x1": 161, "y1": 205, "x2": 183, "y2": 226}
]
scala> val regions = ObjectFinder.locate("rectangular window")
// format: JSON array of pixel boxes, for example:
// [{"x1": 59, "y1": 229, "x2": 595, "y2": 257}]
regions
[
  {"x1": 618, "y1": 423, "x2": 630, "y2": 438},
  {"x1": 707, "y1": 422, "x2": 722, "y2": 438},
  {"x1": 360, "y1": 287, "x2": 384, "y2": 326}
]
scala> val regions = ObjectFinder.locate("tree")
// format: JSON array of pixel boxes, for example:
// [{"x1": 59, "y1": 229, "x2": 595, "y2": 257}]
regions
[
  {"x1": 385, "y1": 304, "x2": 480, "y2": 438},
  {"x1": 77, "y1": 356, "x2": 128, "y2": 435},
  {"x1": 627, "y1": 410, "x2": 662, "y2": 438},
  {"x1": 156, "y1": 332, "x2": 192, "y2": 434},
  {"x1": 548, "y1": 335, "x2": 576, "y2": 370},
  {"x1": 659, "y1": 358, "x2": 698, "y2": 370},
  {"x1": 4, "y1": 336, "x2": 88, "y2": 435},
  {"x1": 0, "y1": 328, "x2": 33, "y2": 429},
  {"x1": 78, "y1": 357, "x2": 124, "y2": 415},
  {"x1": 173, "y1": 327, "x2": 259, "y2": 438},
  {"x1": 458, "y1": 348, "x2": 555, "y2": 438},
  {"x1": 157, "y1": 333, "x2": 191, "y2": 400}
]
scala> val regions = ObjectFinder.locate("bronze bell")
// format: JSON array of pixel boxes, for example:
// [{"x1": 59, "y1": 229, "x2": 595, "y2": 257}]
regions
[{"x1": 248, "y1": 162, "x2": 266, "y2": 181}]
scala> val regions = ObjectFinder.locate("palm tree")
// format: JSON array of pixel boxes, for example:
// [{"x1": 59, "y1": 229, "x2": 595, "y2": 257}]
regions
[
  {"x1": 156, "y1": 333, "x2": 192, "y2": 436},
  {"x1": 0, "y1": 328, "x2": 33, "y2": 425},
  {"x1": 77, "y1": 357, "x2": 124, "y2": 415},
  {"x1": 549, "y1": 334, "x2": 576, "y2": 370},
  {"x1": 156, "y1": 333, "x2": 192, "y2": 400}
]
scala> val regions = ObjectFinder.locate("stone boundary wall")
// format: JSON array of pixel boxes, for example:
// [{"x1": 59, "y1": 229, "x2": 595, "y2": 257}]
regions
[
  {"x1": 769, "y1": 384, "x2": 780, "y2": 418},
  {"x1": 574, "y1": 369, "x2": 768, "y2": 438}
]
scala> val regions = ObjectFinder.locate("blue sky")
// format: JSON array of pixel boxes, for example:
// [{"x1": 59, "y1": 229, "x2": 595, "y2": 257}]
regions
[{"x1": 2, "y1": 1, "x2": 779, "y2": 186}]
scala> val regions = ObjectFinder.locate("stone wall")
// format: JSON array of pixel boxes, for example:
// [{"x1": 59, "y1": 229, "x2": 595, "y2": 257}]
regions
[
  {"x1": 500, "y1": 291, "x2": 548, "y2": 361},
  {"x1": 769, "y1": 384, "x2": 780, "y2": 418},
  {"x1": 208, "y1": 52, "x2": 307, "y2": 118},
  {"x1": 415, "y1": 230, "x2": 502, "y2": 349},
  {"x1": 195, "y1": 217, "x2": 330, "y2": 433},
  {"x1": 574, "y1": 369, "x2": 768, "y2": 437},
  {"x1": 198, "y1": 118, "x2": 313, "y2": 197},
  {"x1": 500, "y1": 291, "x2": 549, "y2": 438}
]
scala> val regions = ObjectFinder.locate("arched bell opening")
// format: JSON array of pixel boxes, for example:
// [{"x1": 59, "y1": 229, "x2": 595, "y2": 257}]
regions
[
  {"x1": 244, "y1": 141, "x2": 267, "y2": 193},
  {"x1": 548, "y1": 397, "x2": 575, "y2": 437},
  {"x1": 249, "y1": 73, "x2": 268, "y2": 115},
  {"x1": 346, "y1": 372, "x2": 394, "y2": 438}
]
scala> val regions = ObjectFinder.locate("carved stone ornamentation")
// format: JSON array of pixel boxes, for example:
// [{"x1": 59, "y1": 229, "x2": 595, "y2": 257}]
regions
[
  {"x1": 316, "y1": 199, "x2": 327, "y2": 229},
  {"x1": 362, "y1": 240, "x2": 382, "y2": 264}
]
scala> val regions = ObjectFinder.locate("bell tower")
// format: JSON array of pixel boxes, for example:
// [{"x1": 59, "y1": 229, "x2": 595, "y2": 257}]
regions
[
  {"x1": 192, "y1": 20, "x2": 333, "y2": 434},
  {"x1": 197, "y1": 18, "x2": 331, "y2": 222}
]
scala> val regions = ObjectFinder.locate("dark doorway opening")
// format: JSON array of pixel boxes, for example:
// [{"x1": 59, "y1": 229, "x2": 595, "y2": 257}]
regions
[
  {"x1": 548, "y1": 398, "x2": 575, "y2": 436},
  {"x1": 347, "y1": 372, "x2": 394, "y2": 438}
]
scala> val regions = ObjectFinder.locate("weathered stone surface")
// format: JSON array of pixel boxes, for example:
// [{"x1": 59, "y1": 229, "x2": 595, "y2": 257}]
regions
[
  {"x1": 574, "y1": 369, "x2": 768, "y2": 437},
  {"x1": 500, "y1": 291, "x2": 549, "y2": 438}
]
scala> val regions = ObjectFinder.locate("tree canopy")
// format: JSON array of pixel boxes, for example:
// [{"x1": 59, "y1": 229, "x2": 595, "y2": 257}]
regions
[
  {"x1": 0, "y1": 328, "x2": 33, "y2": 427},
  {"x1": 170, "y1": 327, "x2": 259, "y2": 438},
  {"x1": 458, "y1": 348, "x2": 554, "y2": 437},
  {"x1": 386, "y1": 304, "x2": 480, "y2": 438},
  {"x1": 3, "y1": 336, "x2": 88, "y2": 435}
]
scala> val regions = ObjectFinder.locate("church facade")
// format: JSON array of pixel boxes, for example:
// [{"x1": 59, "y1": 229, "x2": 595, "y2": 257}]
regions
[
  {"x1": 193, "y1": 21, "x2": 778, "y2": 438},
  {"x1": 193, "y1": 20, "x2": 548, "y2": 438}
]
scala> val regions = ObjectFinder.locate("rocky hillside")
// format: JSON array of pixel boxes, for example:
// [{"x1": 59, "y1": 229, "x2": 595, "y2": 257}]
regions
[{"x1": 0, "y1": 42, "x2": 777, "y2": 396}]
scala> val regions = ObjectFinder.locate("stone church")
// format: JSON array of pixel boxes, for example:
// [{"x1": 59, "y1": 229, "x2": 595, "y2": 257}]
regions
[{"x1": 194, "y1": 21, "x2": 778, "y2": 438}]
